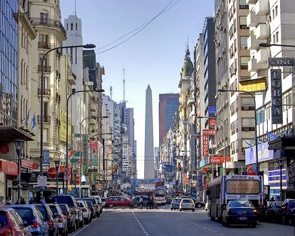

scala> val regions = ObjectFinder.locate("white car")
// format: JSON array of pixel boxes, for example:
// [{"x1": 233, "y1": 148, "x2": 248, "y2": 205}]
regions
[
  {"x1": 77, "y1": 200, "x2": 91, "y2": 223},
  {"x1": 179, "y1": 198, "x2": 195, "y2": 212}
]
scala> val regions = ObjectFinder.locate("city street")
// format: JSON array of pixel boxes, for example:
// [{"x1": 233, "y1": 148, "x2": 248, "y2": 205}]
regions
[{"x1": 70, "y1": 207, "x2": 294, "y2": 236}]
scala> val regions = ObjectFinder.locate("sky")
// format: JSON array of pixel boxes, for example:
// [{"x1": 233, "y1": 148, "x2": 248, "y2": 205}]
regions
[{"x1": 60, "y1": 0, "x2": 214, "y2": 179}]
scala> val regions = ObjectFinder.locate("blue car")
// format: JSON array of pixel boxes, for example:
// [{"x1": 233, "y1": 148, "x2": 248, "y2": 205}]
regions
[
  {"x1": 8, "y1": 205, "x2": 49, "y2": 236},
  {"x1": 170, "y1": 198, "x2": 182, "y2": 210}
]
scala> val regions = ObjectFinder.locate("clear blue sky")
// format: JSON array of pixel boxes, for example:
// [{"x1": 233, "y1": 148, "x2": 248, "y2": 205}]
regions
[{"x1": 61, "y1": 0, "x2": 214, "y2": 179}]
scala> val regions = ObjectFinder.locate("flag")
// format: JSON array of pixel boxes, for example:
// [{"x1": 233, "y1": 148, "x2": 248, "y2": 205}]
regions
[{"x1": 31, "y1": 114, "x2": 37, "y2": 130}]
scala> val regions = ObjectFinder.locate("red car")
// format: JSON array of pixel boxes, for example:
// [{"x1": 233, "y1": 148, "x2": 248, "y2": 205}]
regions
[
  {"x1": 0, "y1": 208, "x2": 31, "y2": 236},
  {"x1": 105, "y1": 196, "x2": 131, "y2": 208}
]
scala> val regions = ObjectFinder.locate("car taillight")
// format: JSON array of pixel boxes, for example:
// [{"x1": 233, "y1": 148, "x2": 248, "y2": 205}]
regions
[
  {"x1": 48, "y1": 220, "x2": 54, "y2": 228},
  {"x1": 32, "y1": 221, "x2": 41, "y2": 228},
  {"x1": 4, "y1": 229, "x2": 14, "y2": 236},
  {"x1": 58, "y1": 215, "x2": 63, "y2": 223}
]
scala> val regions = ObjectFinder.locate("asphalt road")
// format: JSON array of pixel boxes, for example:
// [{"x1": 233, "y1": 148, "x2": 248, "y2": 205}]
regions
[{"x1": 70, "y1": 207, "x2": 295, "y2": 236}]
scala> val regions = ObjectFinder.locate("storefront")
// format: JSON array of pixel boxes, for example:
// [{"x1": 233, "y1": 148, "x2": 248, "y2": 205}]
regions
[{"x1": 0, "y1": 159, "x2": 18, "y2": 203}]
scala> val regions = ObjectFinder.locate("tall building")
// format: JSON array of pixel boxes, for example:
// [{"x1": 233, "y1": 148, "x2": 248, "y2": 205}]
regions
[
  {"x1": 144, "y1": 85, "x2": 154, "y2": 179},
  {"x1": 159, "y1": 94, "x2": 179, "y2": 146}
]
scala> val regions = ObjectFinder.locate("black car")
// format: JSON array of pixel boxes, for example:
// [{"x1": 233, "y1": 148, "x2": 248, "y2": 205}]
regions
[
  {"x1": 54, "y1": 195, "x2": 83, "y2": 228},
  {"x1": 35, "y1": 204, "x2": 58, "y2": 236},
  {"x1": 130, "y1": 196, "x2": 149, "y2": 208},
  {"x1": 259, "y1": 201, "x2": 282, "y2": 223},
  {"x1": 280, "y1": 198, "x2": 295, "y2": 225},
  {"x1": 58, "y1": 204, "x2": 76, "y2": 233},
  {"x1": 221, "y1": 200, "x2": 257, "y2": 227}
]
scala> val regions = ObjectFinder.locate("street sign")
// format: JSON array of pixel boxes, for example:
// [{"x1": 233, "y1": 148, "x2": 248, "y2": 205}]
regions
[
  {"x1": 37, "y1": 176, "x2": 47, "y2": 187},
  {"x1": 268, "y1": 57, "x2": 295, "y2": 67}
]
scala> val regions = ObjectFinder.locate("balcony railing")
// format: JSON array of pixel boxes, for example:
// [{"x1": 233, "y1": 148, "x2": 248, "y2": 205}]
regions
[
  {"x1": 38, "y1": 65, "x2": 51, "y2": 73},
  {"x1": 38, "y1": 88, "x2": 51, "y2": 96},
  {"x1": 31, "y1": 17, "x2": 66, "y2": 37},
  {"x1": 37, "y1": 115, "x2": 51, "y2": 124},
  {"x1": 38, "y1": 42, "x2": 51, "y2": 49}
]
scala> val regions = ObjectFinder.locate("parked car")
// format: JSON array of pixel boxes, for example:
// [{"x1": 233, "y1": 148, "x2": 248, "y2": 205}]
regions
[
  {"x1": 258, "y1": 201, "x2": 282, "y2": 222},
  {"x1": 58, "y1": 204, "x2": 76, "y2": 233},
  {"x1": 35, "y1": 204, "x2": 58, "y2": 236},
  {"x1": 9, "y1": 204, "x2": 49, "y2": 236},
  {"x1": 221, "y1": 200, "x2": 257, "y2": 227},
  {"x1": 179, "y1": 198, "x2": 195, "y2": 212},
  {"x1": 76, "y1": 200, "x2": 91, "y2": 224},
  {"x1": 105, "y1": 196, "x2": 131, "y2": 208},
  {"x1": 0, "y1": 208, "x2": 32, "y2": 236},
  {"x1": 280, "y1": 198, "x2": 295, "y2": 225},
  {"x1": 83, "y1": 200, "x2": 95, "y2": 220},
  {"x1": 48, "y1": 204, "x2": 68, "y2": 236},
  {"x1": 83, "y1": 198, "x2": 101, "y2": 217},
  {"x1": 101, "y1": 198, "x2": 106, "y2": 208},
  {"x1": 92, "y1": 196, "x2": 103, "y2": 214},
  {"x1": 54, "y1": 195, "x2": 83, "y2": 229},
  {"x1": 170, "y1": 198, "x2": 182, "y2": 210}
]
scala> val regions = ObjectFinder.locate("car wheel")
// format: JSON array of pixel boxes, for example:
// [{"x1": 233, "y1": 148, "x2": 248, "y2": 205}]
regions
[{"x1": 170, "y1": 208, "x2": 173, "y2": 210}]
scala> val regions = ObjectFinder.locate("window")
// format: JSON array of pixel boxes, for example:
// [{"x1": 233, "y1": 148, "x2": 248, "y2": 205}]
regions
[
  {"x1": 71, "y1": 23, "x2": 73, "y2": 30},
  {"x1": 240, "y1": 36, "x2": 248, "y2": 49},
  {"x1": 240, "y1": 56, "x2": 250, "y2": 70},
  {"x1": 239, "y1": 16, "x2": 248, "y2": 29},
  {"x1": 239, "y1": 0, "x2": 249, "y2": 9},
  {"x1": 241, "y1": 97, "x2": 255, "y2": 110},
  {"x1": 40, "y1": 12, "x2": 48, "y2": 24},
  {"x1": 242, "y1": 118, "x2": 255, "y2": 131},
  {"x1": 276, "y1": 31, "x2": 279, "y2": 43}
]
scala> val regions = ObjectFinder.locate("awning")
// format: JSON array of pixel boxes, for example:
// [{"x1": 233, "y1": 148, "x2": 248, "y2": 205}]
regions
[
  {"x1": 0, "y1": 127, "x2": 34, "y2": 142},
  {"x1": 268, "y1": 136, "x2": 295, "y2": 150},
  {"x1": 0, "y1": 159, "x2": 18, "y2": 176}
]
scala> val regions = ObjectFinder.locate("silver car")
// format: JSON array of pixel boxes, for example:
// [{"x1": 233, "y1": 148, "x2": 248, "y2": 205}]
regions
[{"x1": 179, "y1": 198, "x2": 195, "y2": 212}]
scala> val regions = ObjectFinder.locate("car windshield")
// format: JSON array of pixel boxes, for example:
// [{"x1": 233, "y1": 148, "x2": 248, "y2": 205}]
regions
[
  {"x1": 55, "y1": 196, "x2": 77, "y2": 208},
  {"x1": 0, "y1": 212, "x2": 8, "y2": 228},
  {"x1": 13, "y1": 208, "x2": 34, "y2": 222},
  {"x1": 36, "y1": 206, "x2": 49, "y2": 220},
  {"x1": 182, "y1": 199, "x2": 193, "y2": 203},
  {"x1": 172, "y1": 199, "x2": 181, "y2": 203},
  {"x1": 229, "y1": 201, "x2": 253, "y2": 208},
  {"x1": 59, "y1": 205, "x2": 68, "y2": 214},
  {"x1": 288, "y1": 200, "x2": 295, "y2": 208},
  {"x1": 49, "y1": 206, "x2": 58, "y2": 215}
]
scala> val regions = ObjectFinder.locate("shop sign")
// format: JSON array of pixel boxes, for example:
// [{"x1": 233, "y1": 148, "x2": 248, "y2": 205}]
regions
[
  {"x1": 0, "y1": 159, "x2": 18, "y2": 176},
  {"x1": 210, "y1": 156, "x2": 231, "y2": 164},
  {"x1": 21, "y1": 160, "x2": 33, "y2": 169},
  {"x1": 202, "y1": 134, "x2": 209, "y2": 156},
  {"x1": 271, "y1": 69, "x2": 283, "y2": 124},
  {"x1": 203, "y1": 129, "x2": 216, "y2": 136}
]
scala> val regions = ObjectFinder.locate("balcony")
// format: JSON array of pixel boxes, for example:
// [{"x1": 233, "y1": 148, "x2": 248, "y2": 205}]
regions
[
  {"x1": 247, "y1": 11, "x2": 267, "y2": 28},
  {"x1": 248, "y1": 58, "x2": 259, "y2": 72},
  {"x1": 254, "y1": 0, "x2": 269, "y2": 16},
  {"x1": 256, "y1": 48, "x2": 270, "y2": 65},
  {"x1": 31, "y1": 18, "x2": 66, "y2": 38},
  {"x1": 38, "y1": 42, "x2": 51, "y2": 49},
  {"x1": 247, "y1": 33, "x2": 258, "y2": 50},
  {"x1": 37, "y1": 115, "x2": 51, "y2": 124},
  {"x1": 255, "y1": 23, "x2": 269, "y2": 40},
  {"x1": 38, "y1": 65, "x2": 51, "y2": 73},
  {"x1": 38, "y1": 88, "x2": 51, "y2": 96}
]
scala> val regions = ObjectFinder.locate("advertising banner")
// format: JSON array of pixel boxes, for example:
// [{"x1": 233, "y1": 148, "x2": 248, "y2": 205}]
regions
[{"x1": 271, "y1": 69, "x2": 283, "y2": 124}]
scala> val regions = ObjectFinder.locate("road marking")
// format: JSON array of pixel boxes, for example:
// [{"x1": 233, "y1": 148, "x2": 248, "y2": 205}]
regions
[
  {"x1": 71, "y1": 218, "x2": 98, "y2": 236},
  {"x1": 132, "y1": 210, "x2": 149, "y2": 236}
]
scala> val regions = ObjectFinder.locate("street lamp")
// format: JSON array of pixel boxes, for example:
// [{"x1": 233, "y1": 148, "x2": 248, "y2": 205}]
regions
[
  {"x1": 73, "y1": 169, "x2": 78, "y2": 197},
  {"x1": 259, "y1": 43, "x2": 295, "y2": 48},
  {"x1": 198, "y1": 116, "x2": 227, "y2": 175},
  {"x1": 218, "y1": 89, "x2": 259, "y2": 175},
  {"x1": 15, "y1": 139, "x2": 24, "y2": 199},
  {"x1": 39, "y1": 43, "x2": 96, "y2": 198},
  {"x1": 54, "y1": 159, "x2": 60, "y2": 196},
  {"x1": 65, "y1": 88, "x2": 104, "y2": 194}
]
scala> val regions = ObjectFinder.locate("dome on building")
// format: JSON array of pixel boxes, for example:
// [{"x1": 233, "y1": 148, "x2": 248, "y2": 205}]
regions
[{"x1": 181, "y1": 48, "x2": 194, "y2": 77}]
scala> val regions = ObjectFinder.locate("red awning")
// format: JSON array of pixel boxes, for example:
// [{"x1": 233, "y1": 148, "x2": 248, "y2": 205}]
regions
[
  {"x1": 21, "y1": 160, "x2": 33, "y2": 169},
  {"x1": 0, "y1": 159, "x2": 18, "y2": 176}
]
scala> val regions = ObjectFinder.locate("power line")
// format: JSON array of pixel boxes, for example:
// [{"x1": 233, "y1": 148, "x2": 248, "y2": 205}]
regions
[{"x1": 97, "y1": 0, "x2": 181, "y2": 54}]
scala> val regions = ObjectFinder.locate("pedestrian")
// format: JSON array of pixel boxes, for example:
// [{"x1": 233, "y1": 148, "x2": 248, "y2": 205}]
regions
[{"x1": 20, "y1": 197, "x2": 26, "y2": 204}]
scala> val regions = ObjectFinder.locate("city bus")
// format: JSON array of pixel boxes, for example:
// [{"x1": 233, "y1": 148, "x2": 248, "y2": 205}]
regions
[{"x1": 207, "y1": 175, "x2": 264, "y2": 221}]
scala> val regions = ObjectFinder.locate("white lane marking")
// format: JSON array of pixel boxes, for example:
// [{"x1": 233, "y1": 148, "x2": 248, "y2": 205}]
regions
[
  {"x1": 132, "y1": 210, "x2": 149, "y2": 236},
  {"x1": 71, "y1": 217, "x2": 98, "y2": 236}
]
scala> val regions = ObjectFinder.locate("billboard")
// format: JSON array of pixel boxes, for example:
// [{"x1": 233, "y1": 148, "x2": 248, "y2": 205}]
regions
[{"x1": 271, "y1": 69, "x2": 283, "y2": 124}]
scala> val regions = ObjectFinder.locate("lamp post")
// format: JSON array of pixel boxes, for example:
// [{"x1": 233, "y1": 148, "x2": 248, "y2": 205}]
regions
[
  {"x1": 198, "y1": 116, "x2": 227, "y2": 175},
  {"x1": 259, "y1": 43, "x2": 295, "y2": 48},
  {"x1": 15, "y1": 139, "x2": 24, "y2": 199},
  {"x1": 218, "y1": 89, "x2": 259, "y2": 174},
  {"x1": 65, "y1": 88, "x2": 104, "y2": 194},
  {"x1": 73, "y1": 169, "x2": 78, "y2": 197},
  {"x1": 54, "y1": 159, "x2": 60, "y2": 196},
  {"x1": 39, "y1": 43, "x2": 96, "y2": 199}
]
